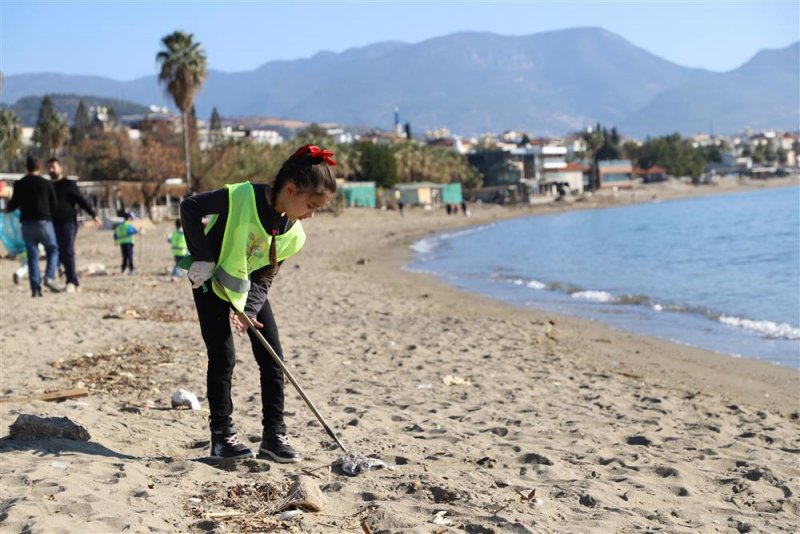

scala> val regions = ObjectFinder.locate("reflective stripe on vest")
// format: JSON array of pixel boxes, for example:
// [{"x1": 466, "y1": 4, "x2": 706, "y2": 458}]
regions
[
  {"x1": 210, "y1": 182, "x2": 306, "y2": 311},
  {"x1": 115, "y1": 222, "x2": 134, "y2": 244},
  {"x1": 170, "y1": 229, "x2": 188, "y2": 257}
]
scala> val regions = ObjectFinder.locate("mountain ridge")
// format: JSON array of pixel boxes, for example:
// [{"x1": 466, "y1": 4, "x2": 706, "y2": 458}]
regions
[{"x1": 3, "y1": 28, "x2": 797, "y2": 137}]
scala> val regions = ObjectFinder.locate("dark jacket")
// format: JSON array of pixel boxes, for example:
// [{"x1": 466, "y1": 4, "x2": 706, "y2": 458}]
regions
[
  {"x1": 5, "y1": 174, "x2": 58, "y2": 222},
  {"x1": 180, "y1": 183, "x2": 292, "y2": 316},
  {"x1": 52, "y1": 178, "x2": 97, "y2": 224}
]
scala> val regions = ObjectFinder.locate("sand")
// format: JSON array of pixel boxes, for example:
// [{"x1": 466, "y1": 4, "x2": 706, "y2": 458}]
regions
[{"x1": 0, "y1": 178, "x2": 798, "y2": 533}]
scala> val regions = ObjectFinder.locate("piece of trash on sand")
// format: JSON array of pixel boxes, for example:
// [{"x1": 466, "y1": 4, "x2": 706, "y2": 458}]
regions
[
  {"x1": 51, "y1": 461, "x2": 69, "y2": 469},
  {"x1": 432, "y1": 510, "x2": 453, "y2": 526},
  {"x1": 416, "y1": 383, "x2": 433, "y2": 389},
  {"x1": 171, "y1": 389, "x2": 202, "y2": 410},
  {"x1": 278, "y1": 510, "x2": 303, "y2": 521},
  {"x1": 442, "y1": 375, "x2": 471, "y2": 386},
  {"x1": 338, "y1": 452, "x2": 397, "y2": 476},
  {"x1": 9, "y1": 414, "x2": 91, "y2": 441}
]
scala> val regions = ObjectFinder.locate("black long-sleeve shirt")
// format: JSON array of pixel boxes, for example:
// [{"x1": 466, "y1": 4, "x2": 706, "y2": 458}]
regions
[
  {"x1": 5, "y1": 174, "x2": 58, "y2": 221},
  {"x1": 52, "y1": 178, "x2": 97, "y2": 224},
  {"x1": 180, "y1": 183, "x2": 292, "y2": 316}
]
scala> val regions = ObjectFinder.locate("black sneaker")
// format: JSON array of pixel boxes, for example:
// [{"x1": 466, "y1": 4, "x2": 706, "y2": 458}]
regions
[
  {"x1": 31, "y1": 288, "x2": 42, "y2": 298},
  {"x1": 12, "y1": 273, "x2": 19, "y2": 285},
  {"x1": 259, "y1": 433, "x2": 303, "y2": 463},
  {"x1": 43, "y1": 278, "x2": 62, "y2": 293},
  {"x1": 210, "y1": 430, "x2": 254, "y2": 460}
]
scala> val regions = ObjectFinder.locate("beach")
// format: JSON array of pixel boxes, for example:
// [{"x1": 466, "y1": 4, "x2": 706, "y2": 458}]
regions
[{"x1": 0, "y1": 178, "x2": 798, "y2": 533}]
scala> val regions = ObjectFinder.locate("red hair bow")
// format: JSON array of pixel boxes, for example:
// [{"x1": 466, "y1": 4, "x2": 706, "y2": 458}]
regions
[{"x1": 292, "y1": 144, "x2": 336, "y2": 166}]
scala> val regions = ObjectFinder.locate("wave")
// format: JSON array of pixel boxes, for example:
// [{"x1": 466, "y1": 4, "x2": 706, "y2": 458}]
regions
[
  {"x1": 571, "y1": 290, "x2": 617, "y2": 303},
  {"x1": 410, "y1": 224, "x2": 494, "y2": 256},
  {"x1": 719, "y1": 316, "x2": 800, "y2": 340}
]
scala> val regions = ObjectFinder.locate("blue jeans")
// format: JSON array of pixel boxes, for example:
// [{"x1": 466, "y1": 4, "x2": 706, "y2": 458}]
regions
[
  {"x1": 172, "y1": 255, "x2": 188, "y2": 278},
  {"x1": 21, "y1": 220, "x2": 60, "y2": 291}
]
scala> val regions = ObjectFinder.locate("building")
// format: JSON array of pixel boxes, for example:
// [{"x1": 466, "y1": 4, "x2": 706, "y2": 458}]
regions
[
  {"x1": 633, "y1": 166, "x2": 667, "y2": 183},
  {"x1": 541, "y1": 162, "x2": 587, "y2": 195},
  {"x1": 597, "y1": 159, "x2": 634, "y2": 188},
  {"x1": 340, "y1": 182, "x2": 376, "y2": 208}
]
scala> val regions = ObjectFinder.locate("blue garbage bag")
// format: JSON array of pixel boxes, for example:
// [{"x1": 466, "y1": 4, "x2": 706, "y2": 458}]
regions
[{"x1": 0, "y1": 210, "x2": 25, "y2": 256}]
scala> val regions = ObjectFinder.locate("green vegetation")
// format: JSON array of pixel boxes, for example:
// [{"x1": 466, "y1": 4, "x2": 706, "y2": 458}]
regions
[
  {"x1": 6, "y1": 94, "x2": 150, "y2": 126},
  {"x1": 156, "y1": 30, "x2": 208, "y2": 193},
  {"x1": 32, "y1": 95, "x2": 69, "y2": 158},
  {"x1": 0, "y1": 109, "x2": 23, "y2": 171}
]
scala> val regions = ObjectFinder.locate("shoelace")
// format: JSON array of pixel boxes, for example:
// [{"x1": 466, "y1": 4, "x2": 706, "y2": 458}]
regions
[
  {"x1": 276, "y1": 434, "x2": 290, "y2": 446},
  {"x1": 223, "y1": 434, "x2": 243, "y2": 446}
]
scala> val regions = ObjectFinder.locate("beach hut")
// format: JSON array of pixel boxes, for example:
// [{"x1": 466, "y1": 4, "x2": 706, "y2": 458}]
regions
[
  {"x1": 440, "y1": 182, "x2": 463, "y2": 204},
  {"x1": 340, "y1": 181, "x2": 377, "y2": 208}
]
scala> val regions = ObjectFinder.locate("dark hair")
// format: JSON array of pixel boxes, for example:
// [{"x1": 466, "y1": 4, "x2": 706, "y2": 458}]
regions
[
  {"x1": 175, "y1": 219, "x2": 182, "y2": 229},
  {"x1": 123, "y1": 212, "x2": 132, "y2": 221},
  {"x1": 46, "y1": 157, "x2": 60, "y2": 165},
  {"x1": 271, "y1": 149, "x2": 337, "y2": 204},
  {"x1": 25, "y1": 155, "x2": 41, "y2": 173}
]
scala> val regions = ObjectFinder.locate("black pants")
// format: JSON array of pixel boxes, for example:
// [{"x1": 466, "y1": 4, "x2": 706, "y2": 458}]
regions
[
  {"x1": 55, "y1": 222, "x2": 79, "y2": 285},
  {"x1": 120, "y1": 243, "x2": 134, "y2": 272},
  {"x1": 192, "y1": 285, "x2": 286, "y2": 434}
]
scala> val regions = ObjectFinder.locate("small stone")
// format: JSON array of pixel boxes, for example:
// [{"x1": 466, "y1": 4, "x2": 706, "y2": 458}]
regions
[
  {"x1": 626, "y1": 435, "x2": 652, "y2": 447},
  {"x1": 288, "y1": 475, "x2": 327, "y2": 512},
  {"x1": 9, "y1": 414, "x2": 90, "y2": 441}
]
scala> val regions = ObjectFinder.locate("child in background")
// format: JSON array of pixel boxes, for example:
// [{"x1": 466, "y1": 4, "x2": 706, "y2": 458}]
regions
[
  {"x1": 168, "y1": 219, "x2": 189, "y2": 282},
  {"x1": 114, "y1": 213, "x2": 138, "y2": 275},
  {"x1": 180, "y1": 144, "x2": 337, "y2": 461}
]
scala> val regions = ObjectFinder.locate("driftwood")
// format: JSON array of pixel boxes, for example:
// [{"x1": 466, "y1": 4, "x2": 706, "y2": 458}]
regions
[{"x1": 0, "y1": 388, "x2": 89, "y2": 404}]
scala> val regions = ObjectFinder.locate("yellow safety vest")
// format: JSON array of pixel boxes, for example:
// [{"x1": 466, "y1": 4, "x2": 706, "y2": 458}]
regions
[
  {"x1": 187, "y1": 182, "x2": 306, "y2": 312},
  {"x1": 170, "y1": 229, "x2": 188, "y2": 257}
]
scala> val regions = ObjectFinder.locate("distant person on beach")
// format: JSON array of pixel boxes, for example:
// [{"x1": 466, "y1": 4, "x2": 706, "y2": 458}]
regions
[
  {"x1": 113, "y1": 212, "x2": 138, "y2": 275},
  {"x1": 167, "y1": 219, "x2": 189, "y2": 282},
  {"x1": 4, "y1": 155, "x2": 61, "y2": 297},
  {"x1": 180, "y1": 144, "x2": 337, "y2": 462},
  {"x1": 47, "y1": 158, "x2": 102, "y2": 292}
]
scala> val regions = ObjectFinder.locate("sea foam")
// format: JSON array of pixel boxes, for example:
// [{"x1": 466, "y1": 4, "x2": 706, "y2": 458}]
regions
[{"x1": 719, "y1": 316, "x2": 800, "y2": 340}]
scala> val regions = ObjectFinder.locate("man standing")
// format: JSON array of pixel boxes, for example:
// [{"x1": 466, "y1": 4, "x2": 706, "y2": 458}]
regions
[
  {"x1": 47, "y1": 158, "x2": 101, "y2": 292},
  {"x1": 5, "y1": 155, "x2": 61, "y2": 297}
]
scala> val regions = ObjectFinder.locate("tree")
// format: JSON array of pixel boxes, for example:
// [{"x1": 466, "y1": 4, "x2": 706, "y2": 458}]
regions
[
  {"x1": 404, "y1": 122, "x2": 412, "y2": 140},
  {"x1": 0, "y1": 109, "x2": 23, "y2": 171},
  {"x1": 356, "y1": 142, "x2": 398, "y2": 188},
  {"x1": 156, "y1": 30, "x2": 208, "y2": 193},
  {"x1": 71, "y1": 99, "x2": 91, "y2": 145},
  {"x1": 133, "y1": 123, "x2": 184, "y2": 219},
  {"x1": 210, "y1": 107, "x2": 222, "y2": 132},
  {"x1": 32, "y1": 95, "x2": 69, "y2": 158}
]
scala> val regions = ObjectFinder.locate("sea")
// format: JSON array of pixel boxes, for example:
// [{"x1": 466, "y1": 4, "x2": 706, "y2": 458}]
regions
[{"x1": 407, "y1": 186, "x2": 800, "y2": 368}]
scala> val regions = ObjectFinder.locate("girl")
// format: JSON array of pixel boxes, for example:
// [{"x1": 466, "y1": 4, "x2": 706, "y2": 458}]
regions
[{"x1": 179, "y1": 145, "x2": 337, "y2": 461}]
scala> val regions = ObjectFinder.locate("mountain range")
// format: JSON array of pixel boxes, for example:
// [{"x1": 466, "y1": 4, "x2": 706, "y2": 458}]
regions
[{"x1": 3, "y1": 27, "x2": 798, "y2": 137}]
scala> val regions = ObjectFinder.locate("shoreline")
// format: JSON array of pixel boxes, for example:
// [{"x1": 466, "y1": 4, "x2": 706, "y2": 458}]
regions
[
  {"x1": 404, "y1": 182, "x2": 800, "y2": 369},
  {"x1": 354, "y1": 180, "x2": 799, "y2": 415},
  {"x1": 0, "y1": 176, "x2": 798, "y2": 532}
]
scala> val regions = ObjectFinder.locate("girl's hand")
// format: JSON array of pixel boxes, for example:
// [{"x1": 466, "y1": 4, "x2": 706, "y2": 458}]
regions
[{"x1": 231, "y1": 312, "x2": 263, "y2": 334}]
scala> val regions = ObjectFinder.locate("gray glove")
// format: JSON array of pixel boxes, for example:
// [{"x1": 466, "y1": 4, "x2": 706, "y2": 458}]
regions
[{"x1": 187, "y1": 261, "x2": 215, "y2": 288}]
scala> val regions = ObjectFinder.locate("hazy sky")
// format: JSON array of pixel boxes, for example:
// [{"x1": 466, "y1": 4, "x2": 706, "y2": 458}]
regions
[{"x1": 2, "y1": 1, "x2": 798, "y2": 80}]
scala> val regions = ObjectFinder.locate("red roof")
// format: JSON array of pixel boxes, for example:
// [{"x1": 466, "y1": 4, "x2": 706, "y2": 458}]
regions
[
  {"x1": 564, "y1": 162, "x2": 588, "y2": 171},
  {"x1": 633, "y1": 166, "x2": 666, "y2": 175}
]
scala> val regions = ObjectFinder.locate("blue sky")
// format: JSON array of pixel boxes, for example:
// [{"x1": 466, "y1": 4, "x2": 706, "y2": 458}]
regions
[{"x1": 2, "y1": 1, "x2": 798, "y2": 80}]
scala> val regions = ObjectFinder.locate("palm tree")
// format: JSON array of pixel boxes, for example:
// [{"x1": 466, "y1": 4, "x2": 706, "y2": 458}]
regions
[
  {"x1": 156, "y1": 30, "x2": 207, "y2": 192},
  {"x1": 0, "y1": 109, "x2": 23, "y2": 170}
]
